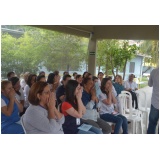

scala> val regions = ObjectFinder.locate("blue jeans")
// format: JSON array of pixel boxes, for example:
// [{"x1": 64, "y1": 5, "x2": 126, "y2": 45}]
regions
[
  {"x1": 147, "y1": 105, "x2": 159, "y2": 134},
  {"x1": 78, "y1": 126, "x2": 103, "y2": 134},
  {"x1": 100, "y1": 113, "x2": 128, "y2": 134}
]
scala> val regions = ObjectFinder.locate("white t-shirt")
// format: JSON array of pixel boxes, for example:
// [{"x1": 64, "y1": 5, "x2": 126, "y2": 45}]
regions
[
  {"x1": 20, "y1": 79, "x2": 26, "y2": 89},
  {"x1": 98, "y1": 93, "x2": 114, "y2": 114},
  {"x1": 1, "y1": 98, "x2": 6, "y2": 108},
  {"x1": 123, "y1": 80, "x2": 138, "y2": 91},
  {"x1": 15, "y1": 88, "x2": 25, "y2": 102},
  {"x1": 24, "y1": 85, "x2": 30, "y2": 108}
]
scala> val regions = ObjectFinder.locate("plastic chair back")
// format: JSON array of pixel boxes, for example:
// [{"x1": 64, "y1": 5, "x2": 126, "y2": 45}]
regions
[{"x1": 20, "y1": 115, "x2": 27, "y2": 134}]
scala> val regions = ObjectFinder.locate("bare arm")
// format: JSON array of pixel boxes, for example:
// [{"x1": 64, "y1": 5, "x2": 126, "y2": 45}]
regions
[
  {"x1": 15, "y1": 98, "x2": 23, "y2": 113},
  {"x1": 47, "y1": 92, "x2": 63, "y2": 119},
  {"x1": 65, "y1": 86, "x2": 86, "y2": 118},
  {"x1": 1, "y1": 89, "x2": 16, "y2": 116},
  {"x1": 102, "y1": 91, "x2": 112, "y2": 105}
]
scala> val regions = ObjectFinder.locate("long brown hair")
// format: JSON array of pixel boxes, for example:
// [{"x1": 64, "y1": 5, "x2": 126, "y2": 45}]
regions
[{"x1": 100, "y1": 78, "x2": 111, "y2": 96}]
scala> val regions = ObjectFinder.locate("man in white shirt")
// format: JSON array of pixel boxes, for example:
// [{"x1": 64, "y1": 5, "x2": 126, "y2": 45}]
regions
[
  {"x1": 147, "y1": 67, "x2": 159, "y2": 134},
  {"x1": 123, "y1": 74, "x2": 138, "y2": 109}
]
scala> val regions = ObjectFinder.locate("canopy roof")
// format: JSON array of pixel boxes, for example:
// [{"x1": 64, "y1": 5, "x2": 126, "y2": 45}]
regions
[{"x1": 33, "y1": 25, "x2": 159, "y2": 40}]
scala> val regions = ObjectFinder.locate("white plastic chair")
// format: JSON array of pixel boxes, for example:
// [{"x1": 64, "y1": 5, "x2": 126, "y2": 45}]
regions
[
  {"x1": 135, "y1": 90, "x2": 150, "y2": 133},
  {"x1": 20, "y1": 115, "x2": 27, "y2": 134},
  {"x1": 118, "y1": 93, "x2": 143, "y2": 134},
  {"x1": 121, "y1": 91, "x2": 136, "y2": 113}
]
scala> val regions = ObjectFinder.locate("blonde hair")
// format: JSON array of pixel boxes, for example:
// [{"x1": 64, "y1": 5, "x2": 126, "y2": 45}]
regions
[
  {"x1": 1, "y1": 80, "x2": 11, "y2": 90},
  {"x1": 115, "y1": 75, "x2": 123, "y2": 85}
]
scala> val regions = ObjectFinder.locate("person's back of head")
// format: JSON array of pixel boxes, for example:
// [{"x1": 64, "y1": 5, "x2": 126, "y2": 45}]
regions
[
  {"x1": 47, "y1": 73, "x2": 55, "y2": 84},
  {"x1": 7, "y1": 71, "x2": 15, "y2": 80},
  {"x1": 54, "y1": 70, "x2": 59, "y2": 75},
  {"x1": 37, "y1": 75, "x2": 46, "y2": 82},
  {"x1": 39, "y1": 71, "x2": 45, "y2": 76},
  {"x1": 62, "y1": 74, "x2": 71, "y2": 86},
  {"x1": 92, "y1": 76, "x2": 98, "y2": 82},
  {"x1": 63, "y1": 71, "x2": 69, "y2": 76}
]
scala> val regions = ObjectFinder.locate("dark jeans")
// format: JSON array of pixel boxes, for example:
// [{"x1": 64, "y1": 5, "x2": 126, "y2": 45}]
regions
[
  {"x1": 100, "y1": 113, "x2": 128, "y2": 134},
  {"x1": 147, "y1": 105, "x2": 159, "y2": 134},
  {"x1": 129, "y1": 91, "x2": 138, "y2": 109}
]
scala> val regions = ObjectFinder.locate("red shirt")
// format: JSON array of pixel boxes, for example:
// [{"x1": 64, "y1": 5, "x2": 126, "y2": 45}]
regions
[{"x1": 61, "y1": 102, "x2": 73, "y2": 116}]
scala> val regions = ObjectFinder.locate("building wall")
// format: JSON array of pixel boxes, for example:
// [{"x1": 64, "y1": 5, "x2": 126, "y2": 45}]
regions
[{"x1": 118, "y1": 55, "x2": 144, "y2": 80}]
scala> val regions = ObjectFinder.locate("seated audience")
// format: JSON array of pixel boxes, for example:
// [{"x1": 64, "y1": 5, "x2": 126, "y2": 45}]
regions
[
  {"x1": 82, "y1": 71, "x2": 89, "y2": 79},
  {"x1": 123, "y1": 74, "x2": 138, "y2": 109},
  {"x1": 38, "y1": 71, "x2": 45, "y2": 76},
  {"x1": 36, "y1": 75, "x2": 46, "y2": 82},
  {"x1": 99, "y1": 78, "x2": 128, "y2": 134},
  {"x1": 81, "y1": 78, "x2": 111, "y2": 134},
  {"x1": 76, "y1": 74, "x2": 83, "y2": 86},
  {"x1": 72, "y1": 72, "x2": 77, "y2": 80},
  {"x1": 20, "y1": 72, "x2": 30, "y2": 90},
  {"x1": 7, "y1": 71, "x2": 15, "y2": 80},
  {"x1": 56, "y1": 74, "x2": 71, "y2": 105},
  {"x1": 23, "y1": 82, "x2": 64, "y2": 134},
  {"x1": 10, "y1": 77, "x2": 25, "y2": 116},
  {"x1": 47, "y1": 73, "x2": 60, "y2": 92},
  {"x1": 61, "y1": 80, "x2": 103, "y2": 134},
  {"x1": 113, "y1": 75, "x2": 125, "y2": 113},
  {"x1": 1, "y1": 81, "x2": 24, "y2": 134},
  {"x1": 97, "y1": 72, "x2": 104, "y2": 87},
  {"x1": 24, "y1": 74, "x2": 37, "y2": 109}
]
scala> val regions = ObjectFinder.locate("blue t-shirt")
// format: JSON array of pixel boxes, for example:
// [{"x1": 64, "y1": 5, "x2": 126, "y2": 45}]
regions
[
  {"x1": 82, "y1": 90, "x2": 96, "y2": 109},
  {"x1": 1, "y1": 94, "x2": 24, "y2": 134},
  {"x1": 113, "y1": 83, "x2": 124, "y2": 96}
]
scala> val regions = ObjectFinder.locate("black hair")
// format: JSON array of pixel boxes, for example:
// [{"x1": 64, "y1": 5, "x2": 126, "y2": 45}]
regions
[
  {"x1": 82, "y1": 71, "x2": 88, "y2": 78},
  {"x1": 39, "y1": 71, "x2": 45, "y2": 76},
  {"x1": 73, "y1": 72, "x2": 77, "y2": 76},
  {"x1": 9, "y1": 77, "x2": 21, "y2": 96},
  {"x1": 37, "y1": 75, "x2": 45, "y2": 82},
  {"x1": 98, "y1": 72, "x2": 104, "y2": 76},
  {"x1": 27, "y1": 74, "x2": 37, "y2": 88},
  {"x1": 63, "y1": 71, "x2": 69, "y2": 76},
  {"x1": 92, "y1": 76, "x2": 98, "y2": 81},
  {"x1": 47, "y1": 73, "x2": 55, "y2": 84},
  {"x1": 65, "y1": 80, "x2": 79, "y2": 111},
  {"x1": 76, "y1": 74, "x2": 82, "y2": 80},
  {"x1": 7, "y1": 71, "x2": 15, "y2": 80},
  {"x1": 63, "y1": 74, "x2": 71, "y2": 81},
  {"x1": 82, "y1": 77, "x2": 92, "y2": 86}
]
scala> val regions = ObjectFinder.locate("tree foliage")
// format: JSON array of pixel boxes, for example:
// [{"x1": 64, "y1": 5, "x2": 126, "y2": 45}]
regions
[
  {"x1": 139, "y1": 40, "x2": 159, "y2": 67},
  {"x1": 1, "y1": 26, "x2": 88, "y2": 78},
  {"x1": 97, "y1": 40, "x2": 138, "y2": 79}
]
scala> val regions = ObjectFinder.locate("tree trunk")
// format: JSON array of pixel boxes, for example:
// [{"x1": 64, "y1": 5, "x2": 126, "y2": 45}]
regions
[
  {"x1": 123, "y1": 59, "x2": 127, "y2": 80},
  {"x1": 111, "y1": 68, "x2": 115, "y2": 79},
  {"x1": 98, "y1": 66, "x2": 100, "y2": 73},
  {"x1": 116, "y1": 68, "x2": 118, "y2": 75}
]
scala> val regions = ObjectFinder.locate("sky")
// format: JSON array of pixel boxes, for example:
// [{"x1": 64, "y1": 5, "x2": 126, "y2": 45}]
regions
[{"x1": 0, "y1": 0, "x2": 160, "y2": 160}]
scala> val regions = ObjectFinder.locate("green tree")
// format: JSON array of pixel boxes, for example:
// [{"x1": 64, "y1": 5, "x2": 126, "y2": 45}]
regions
[
  {"x1": 97, "y1": 40, "x2": 138, "y2": 79},
  {"x1": 139, "y1": 40, "x2": 159, "y2": 67}
]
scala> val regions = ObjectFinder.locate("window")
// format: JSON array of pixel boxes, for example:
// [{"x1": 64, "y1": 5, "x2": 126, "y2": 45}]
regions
[{"x1": 129, "y1": 62, "x2": 135, "y2": 73}]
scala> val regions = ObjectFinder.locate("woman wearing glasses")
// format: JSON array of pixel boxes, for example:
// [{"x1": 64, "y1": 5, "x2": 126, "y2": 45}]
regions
[{"x1": 23, "y1": 81, "x2": 64, "y2": 134}]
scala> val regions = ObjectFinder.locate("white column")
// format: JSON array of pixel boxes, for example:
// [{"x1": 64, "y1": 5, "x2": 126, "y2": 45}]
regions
[{"x1": 88, "y1": 36, "x2": 97, "y2": 76}]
